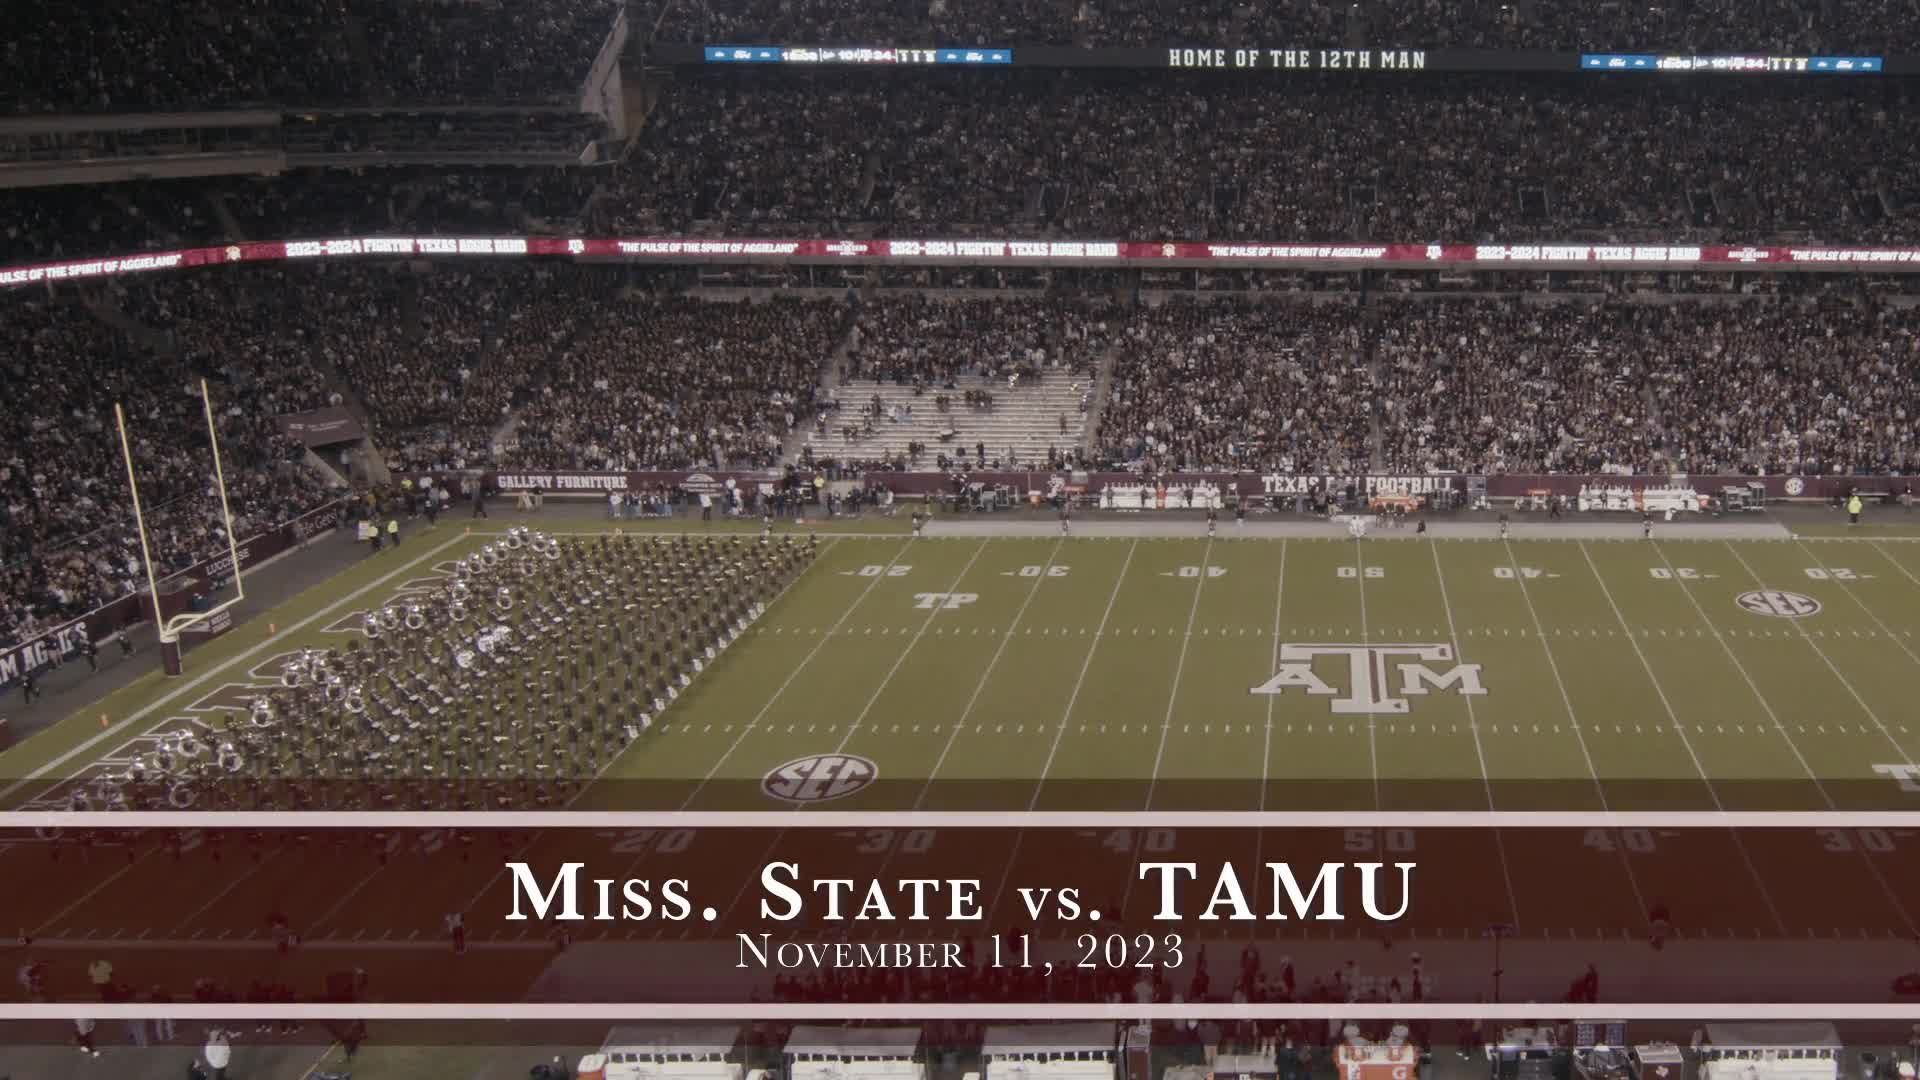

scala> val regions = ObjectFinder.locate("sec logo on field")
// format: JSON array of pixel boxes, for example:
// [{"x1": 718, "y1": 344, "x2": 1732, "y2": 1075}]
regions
[
  {"x1": 763, "y1": 754, "x2": 878, "y2": 803},
  {"x1": 1736, "y1": 590, "x2": 1822, "y2": 618}
]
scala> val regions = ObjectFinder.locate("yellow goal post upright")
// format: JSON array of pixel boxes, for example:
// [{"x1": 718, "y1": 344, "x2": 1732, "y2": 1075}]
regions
[{"x1": 113, "y1": 378, "x2": 248, "y2": 678}]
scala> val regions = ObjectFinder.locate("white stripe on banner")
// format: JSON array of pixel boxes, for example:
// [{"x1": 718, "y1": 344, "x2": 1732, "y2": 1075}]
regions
[
  {"x1": 6, "y1": 1003, "x2": 1920, "y2": 1021},
  {"x1": 10, "y1": 810, "x2": 1920, "y2": 828}
]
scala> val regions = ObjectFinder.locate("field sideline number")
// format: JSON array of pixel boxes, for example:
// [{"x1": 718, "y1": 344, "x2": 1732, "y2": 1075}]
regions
[
  {"x1": 1017, "y1": 565, "x2": 1070, "y2": 577},
  {"x1": 1338, "y1": 566, "x2": 1386, "y2": 579},
  {"x1": 1583, "y1": 827, "x2": 1656, "y2": 853},
  {"x1": 610, "y1": 828, "x2": 696, "y2": 856},
  {"x1": 857, "y1": 565, "x2": 910, "y2": 577},
  {"x1": 856, "y1": 828, "x2": 935, "y2": 855},
  {"x1": 1494, "y1": 567, "x2": 1543, "y2": 579},
  {"x1": 1649, "y1": 568, "x2": 1701, "y2": 580},
  {"x1": 1104, "y1": 828, "x2": 1177, "y2": 854},
  {"x1": 1344, "y1": 828, "x2": 1416, "y2": 853},
  {"x1": 1804, "y1": 568, "x2": 1861, "y2": 580},
  {"x1": 1818, "y1": 827, "x2": 1895, "y2": 853}
]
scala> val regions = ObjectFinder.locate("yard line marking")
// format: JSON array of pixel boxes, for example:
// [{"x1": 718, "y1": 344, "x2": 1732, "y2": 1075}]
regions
[
  {"x1": 1712, "y1": 542, "x2": 1920, "y2": 935},
  {"x1": 2, "y1": 530, "x2": 476, "y2": 807},
  {"x1": 1801, "y1": 539, "x2": 1920, "y2": 678},
  {"x1": 1576, "y1": 543, "x2": 1723, "y2": 810},
  {"x1": 1144, "y1": 538, "x2": 1214, "y2": 811},
  {"x1": 34, "y1": 849, "x2": 152, "y2": 937},
  {"x1": 1646, "y1": 542, "x2": 1837, "y2": 805},
  {"x1": 1723, "y1": 543, "x2": 1918, "y2": 774},
  {"x1": 916, "y1": 538, "x2": 1066, "y2": 809},
  {"x1": 1868, "y1": 540, "x2": 1920, "y2": 593},
  {"x1": 1031, "y1": 541, "x2": 1140, "y2": 810},
  {"x1": 1354, "y1": 541, "x2": 1380, "y2": 810},
  {"x1": 814, "y1": 539, "x2": 991, "y2": 799},
  {"x1": 1500, "y1": 540, "x2": 1651, "y2": 919},
  {"x1": 1429, "y1": 541, "x2": 1523, "y2": 932},
  {"x1": 1259, "y1": 541, "x2": 1288, "y2": 815},
  {"x1": 679, "y1": 538, "x2": 895, "y2": 808},
  {"x1": 171, "y1": 849, "x2": 281, "y2": 935},
  {"x1": 1577, "y1": 541, "x2": 1789, "y2": 936}
]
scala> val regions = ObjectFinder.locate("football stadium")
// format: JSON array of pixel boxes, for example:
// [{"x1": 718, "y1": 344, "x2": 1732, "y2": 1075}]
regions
[{"x1": 14, "y1": 0, "x2": 1920, "y2": 1074}]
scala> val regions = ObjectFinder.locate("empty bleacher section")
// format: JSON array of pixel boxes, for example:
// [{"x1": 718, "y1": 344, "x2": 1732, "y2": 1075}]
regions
[{"x1": 801, "y1": 297, "x2": 1115, "y2": 471}]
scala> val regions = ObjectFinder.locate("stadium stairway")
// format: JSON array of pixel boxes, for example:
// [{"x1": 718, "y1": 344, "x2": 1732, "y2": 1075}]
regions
[
  {"x1": 1077, "y1": 336, "x2": 1122, "y2": 456},
  {"x1": 803, "y1": 373, "x2": 1090, "y2": 469},
  {"x1": 780, "y1": 319, "x2": 859, "y2": 463}
]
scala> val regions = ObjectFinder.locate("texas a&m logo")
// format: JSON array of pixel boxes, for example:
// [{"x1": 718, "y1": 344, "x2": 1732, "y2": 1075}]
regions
[{"x1": 1250, "y1": 644, "x2": 1486, "y2": 714}]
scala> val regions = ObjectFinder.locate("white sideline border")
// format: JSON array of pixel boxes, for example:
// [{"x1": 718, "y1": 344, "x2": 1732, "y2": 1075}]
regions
[
  {"x1": 12, "y1": 810, "x2": 1920, "y2": 827},
  {"x1": 6, "y1": 1003, "x2": 1920, "y2": 1021}
]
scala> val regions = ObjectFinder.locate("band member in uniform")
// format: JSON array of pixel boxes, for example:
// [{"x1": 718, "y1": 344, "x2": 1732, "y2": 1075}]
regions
[
  {"x1": 1059, "y1": 503, "x2": 1071, "y2": 537},
  {"x1": 1206, "y1": 506, "x2": 1218, "y2": 537},
  {"x1": 911, "y1": 511, "x2": 925, "y2": 539}
]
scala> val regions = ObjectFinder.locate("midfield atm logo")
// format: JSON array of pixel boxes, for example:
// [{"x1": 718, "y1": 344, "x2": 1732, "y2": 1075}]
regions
[{"x1": 1251, "y1": 644, "x2": 1486, "y2": 714}]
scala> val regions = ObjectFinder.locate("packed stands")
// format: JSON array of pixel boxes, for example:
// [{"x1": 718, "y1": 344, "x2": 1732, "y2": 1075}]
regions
[
  {"x1": 0, "y1": 292, "x2": 328, "y2": 650},
  {"x1": 1098, "y1": 299, "x2": 1375, "y2": 475},
  {"x1": 0, "y1": 0, "x2": 623, "y2": 111},
  {"x1": 599, "y1": 72, "x2": 1919, "y2": 245},
  {"x1": 502, "y1": 293, "x2": 844, "y2": 472},
  {"x1": 5, "y1": 75, "x2": 1918, "y2": 265},
  {"x1": 650, "y1": 0, "x2": 1920, "y2": 51}
]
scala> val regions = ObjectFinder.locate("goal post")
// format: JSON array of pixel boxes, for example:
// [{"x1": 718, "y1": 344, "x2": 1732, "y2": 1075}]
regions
[{"x1": 113, "y1": 378, "x2": 249, "y2": 677}]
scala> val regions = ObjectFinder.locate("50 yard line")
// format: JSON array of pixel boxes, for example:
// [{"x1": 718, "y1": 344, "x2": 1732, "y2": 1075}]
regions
[
  {"x1": 1355, "y1": 539, "x2": 1381, "y2": 810},
  {"x1": 1428, "y1": 540, "x2": 1523, "y2": 931}
]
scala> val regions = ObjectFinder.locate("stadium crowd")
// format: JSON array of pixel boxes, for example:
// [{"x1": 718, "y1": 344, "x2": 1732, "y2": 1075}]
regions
[
  {"x1": 6, "y1": 77, "x2": 1920, "y2": 268},
  {"x1": 842, "y1": 295, "x2": 1112, "y2": 387},
  {"x1": 505, "y1": 294, "x2": 843, "y2": 471},
  {"x1": 651, "y1": 0, "x2": 1920, "y2": 51},
  {"x1": 600, "y1": 73, "x2": 1920, "y2": 245},
  {"x1": 9, "y1": 263, "x2": 1920, "y2": 651},
  {"x1": 1099, "y1": 299, "x2": 1375, "y2": 475},
  {"x1": 0, "y1": 0, "x2": 621, "y2": 111},
  {"x1": 0, "y1": 293, "x2": 329, "y2": 651},
  {"x1": 2, "y1": 0, "x2": 1908, "y2": 113}
]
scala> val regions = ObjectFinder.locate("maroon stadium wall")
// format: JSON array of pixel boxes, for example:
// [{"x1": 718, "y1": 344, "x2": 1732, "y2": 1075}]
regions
[
  {"x1": 405, "y1": 469, "x2": 1899, "y2": 503},
  {"x1": 860, "y1": 471, "x2": 1897, "y2": 500}
]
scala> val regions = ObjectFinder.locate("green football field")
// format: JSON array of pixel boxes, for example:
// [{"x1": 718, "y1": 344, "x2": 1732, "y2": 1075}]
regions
[{"x1": 11, "y1": 520, "x2": 1920, "y2": 812}]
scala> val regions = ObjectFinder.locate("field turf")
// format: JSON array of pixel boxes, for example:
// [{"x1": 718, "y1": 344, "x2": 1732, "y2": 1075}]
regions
[{"x1": 11, "y1": 522, "x2": 1920, "y2": 814}]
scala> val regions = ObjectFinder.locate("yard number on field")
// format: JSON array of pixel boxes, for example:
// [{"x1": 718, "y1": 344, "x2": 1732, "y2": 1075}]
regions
[
  {"x1": 1817, "y1": 827, "x2": 1898, "y2": 853},
  {"x1": 855, "y1": 828, "x2": 936, "y2": 855},
  {"x1": 1006, "y1": 565, "x2": 1070, "y2": 577},
  {"x1": 1164, "y1": 566, "x2": 1228, "y2": 578},
  {"x1": 1103, "y1": 828, "x2": 1178, "y2": 854},
  {"x1": 1649, "y1": 567, "x2": 1712, "y2": 580},
  {"x1": 846, "y1": 565, "x2": 911, "y2": 577},
  {"x1": 1583, "y1": 828, "x2": 1658, "y2": 853},
  {"x1": 1805, "y1": 568, "x2": 1872, "y2": 580},
  {"x1": 1344, "y1": 828, "x2": 1416, "y2": 853},
  {"x1": 608, "y1": 828, "x2": 696, "y2": 856},
  {"x1": 1337, "y1": 566, "x2": 1386, "y2": 579},
  {"x1": 1493, "y1": 566, "x2": 1544, "y2": 579}
]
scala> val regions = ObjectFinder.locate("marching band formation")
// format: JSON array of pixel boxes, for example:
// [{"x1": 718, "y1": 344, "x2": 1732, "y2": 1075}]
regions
[{"x1": 63, "y1": 528, "x2": 817, "y2": 813}]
